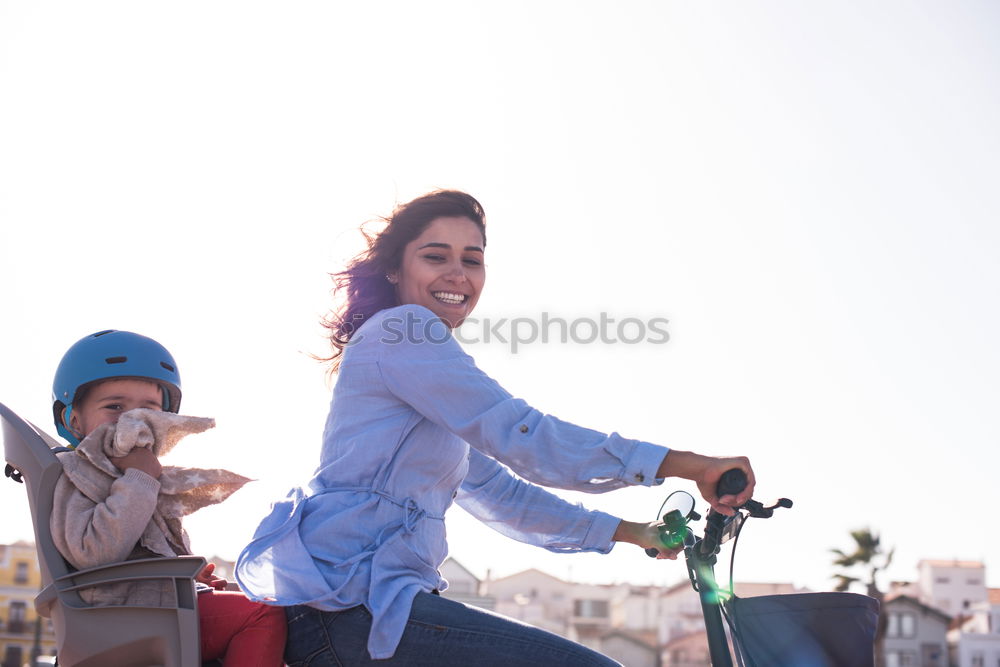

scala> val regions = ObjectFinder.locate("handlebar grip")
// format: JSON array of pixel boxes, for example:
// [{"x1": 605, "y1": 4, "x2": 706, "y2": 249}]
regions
[{"x1": 717, "y1": 468, "x2": 747, "y2": 497}]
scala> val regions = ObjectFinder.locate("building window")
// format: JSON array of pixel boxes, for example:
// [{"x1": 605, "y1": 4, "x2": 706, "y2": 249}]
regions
[
  {"x1": 449, "y1": 581, "x2": 473, "y2": 594},
  {"x1": 920, "y1": 642, "x2": 944, "y2": 667},
  {"x1": 9, "y1": 601, "x2": 26, "y2": 622},
  {"x1": 14, "y1": 561, "x2": 29, "y2": 584},
  {"x1": 573, "y1": 599, "x2": 609, "y2": 619},
  {"x1": 8, "y1": 600, "x2": 27, "y2": 634},
  {"x1": 970, "y1": 652, "x2": 984, "y2": 667},
  {"x1": 887, "y1": 651, "x2": 918, "y2": 667},
  {"x1": 935, "y1": 577, "x2": 950, "y2": 584},
  {"x1": 887, "y1": 611, "x2": 916, "y2": 638},
  {"x1": 3, "y1": 645, "x2": 25, "y2": 667},
  {"x1": 967, "y1": 578, "x2": 981, "y2": 585}
]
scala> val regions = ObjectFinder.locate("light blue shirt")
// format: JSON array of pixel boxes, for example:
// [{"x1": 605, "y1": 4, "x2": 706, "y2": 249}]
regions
[{"x1": 236, "y1": 305, "x2": 669, "y2": 659}]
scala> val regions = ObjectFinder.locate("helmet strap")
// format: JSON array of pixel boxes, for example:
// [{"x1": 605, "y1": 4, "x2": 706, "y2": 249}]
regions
[{"x1": 59, "y1": 405, "x2": 82, "y2": 448}]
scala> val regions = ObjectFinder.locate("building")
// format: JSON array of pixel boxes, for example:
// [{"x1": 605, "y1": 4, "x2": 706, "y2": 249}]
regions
[
  {"x1": 485, "y1": 566, "x2": 661, "y2": 659},
  {"x1": 946, "y1": 588, "x2": 1000, "y2": 667},
  {"x1": 661, "y1": 629, "x2": 710, "y2": 667},
  {"x1": 0, "y1": 542, "x2": 56, "y2": 667},
  {"x1": 917, "y1": 560, "x2": 987, "y2": 616},
  {"x1": 991, "y1": 588, "x2": 1000, "y2": 634},
  {"x1": 600, "y1": 629, "x2": 661, "y2": 667},
  {"x1": 483, "y1": 562, "x2": 809, "y2": 665},
  {"x1": 882, "y1": 593, "x2": 949, "y2": 667},
  {"x1": 890, "y1": 559, "x2": 1000, "y2": 667},
  {"x1": 487, "y1": 567, "x2": 578, "y2": 636},
  {"x1": 439, "y1": 558, "x2": 496, "y2": 610},
  {"x1": 658, "y1": 580, "x2": 710, "y2": 645},
  {"x1": 658, "y1": 580, "x2": 808, "y2": 666},
  {"x1": 620, "y1": 585, "x2": 664, "y2": 635}
]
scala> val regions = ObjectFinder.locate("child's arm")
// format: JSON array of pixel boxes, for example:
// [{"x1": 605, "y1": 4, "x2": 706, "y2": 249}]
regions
[
  {"x1": 108, "y1": 447, "x2": 162, "y2": 479},
  {"x1": 51, "y1": 453, "x2": 162, "y2": 570}
]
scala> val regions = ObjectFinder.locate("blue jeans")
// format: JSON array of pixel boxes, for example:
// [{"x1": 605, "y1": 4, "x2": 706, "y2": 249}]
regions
[{"x1": 283, "y1": 592, "x2": 621, "y2": 666}]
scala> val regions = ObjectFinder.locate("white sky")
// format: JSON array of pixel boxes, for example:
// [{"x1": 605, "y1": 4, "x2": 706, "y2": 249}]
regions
[{"x1": 2, "y1": 1, "x2": 998, "y2": 595}]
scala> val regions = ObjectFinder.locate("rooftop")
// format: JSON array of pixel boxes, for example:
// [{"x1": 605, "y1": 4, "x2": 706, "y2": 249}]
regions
[{"x1": 919, "y1": 559, "x2": 985, "y2": 569}]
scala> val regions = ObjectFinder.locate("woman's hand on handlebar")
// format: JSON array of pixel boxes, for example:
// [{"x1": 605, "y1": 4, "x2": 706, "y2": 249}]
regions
[
  {"x1": 613, "y1": 520, "x2": 683, "y2": 560},
  {"x1": 656, "y1": 450, "x2": 755, "y2": 516}
]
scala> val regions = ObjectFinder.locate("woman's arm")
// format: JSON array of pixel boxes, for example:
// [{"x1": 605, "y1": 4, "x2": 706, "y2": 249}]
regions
[
  {"x1": 374, "y1": 306, "x2": 668, "y2": 493},
  {"x1": 455, "y1": 450, "x2": 621, "y2": 553},
  {"x1": 457, "y1": 452, "x2": 686, "y2": 559},
  {"x1": 373, "y1": 306, "x2": 756, "y2": 509}
]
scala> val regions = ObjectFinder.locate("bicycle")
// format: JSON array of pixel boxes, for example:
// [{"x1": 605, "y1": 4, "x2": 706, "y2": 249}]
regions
[{"x1": 647, "y1": 470, "x2": 879, "y2": 667}]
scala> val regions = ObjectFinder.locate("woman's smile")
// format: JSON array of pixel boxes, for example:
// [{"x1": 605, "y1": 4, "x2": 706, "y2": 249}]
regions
[{"x1": 432, "y1": 291, "x2": 467, "y2": 305}]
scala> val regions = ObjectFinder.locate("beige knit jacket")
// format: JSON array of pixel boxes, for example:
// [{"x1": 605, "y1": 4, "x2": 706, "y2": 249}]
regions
[{"x1": 50, "y1": 409, "x2": 250, "y2": 606}]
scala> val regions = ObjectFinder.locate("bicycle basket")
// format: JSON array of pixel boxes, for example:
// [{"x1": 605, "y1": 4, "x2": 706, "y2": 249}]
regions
[{"x1": 727, "y1": 592, "x2": 879, "y2": 667}]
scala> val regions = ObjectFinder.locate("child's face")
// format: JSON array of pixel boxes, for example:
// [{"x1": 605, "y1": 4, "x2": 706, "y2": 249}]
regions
[{"x1": 69, "y1": 379, "x2": 164, "y2": 438}]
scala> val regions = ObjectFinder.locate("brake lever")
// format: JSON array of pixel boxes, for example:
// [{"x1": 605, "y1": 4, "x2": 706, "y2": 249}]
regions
[
  {"x1": 696, "y1": 497, "x2": 792, "y2": 556},
  {"x1": 740, "y1": 497, "x2": 793, "y2": 518}
]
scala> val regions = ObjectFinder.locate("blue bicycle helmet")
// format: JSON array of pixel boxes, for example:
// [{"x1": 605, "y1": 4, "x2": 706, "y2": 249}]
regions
[{"x1": 52, "y1": 330, "x2": 182, "y2": 446}]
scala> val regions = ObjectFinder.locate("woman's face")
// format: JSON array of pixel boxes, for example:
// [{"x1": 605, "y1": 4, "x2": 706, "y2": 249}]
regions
[{"x1": 389, "y1": 216, "x2": 485, "y2": 328}]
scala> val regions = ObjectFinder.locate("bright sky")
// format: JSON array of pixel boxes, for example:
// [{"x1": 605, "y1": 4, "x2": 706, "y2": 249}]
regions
[{"x1": 2, "y1": 1, "x2": 998, "y2": 596}]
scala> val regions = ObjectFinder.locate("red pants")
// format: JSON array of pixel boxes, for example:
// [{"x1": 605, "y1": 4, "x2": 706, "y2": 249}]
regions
[{"x1": 198, "y1": 590, "x2": 287, "y2": 666}]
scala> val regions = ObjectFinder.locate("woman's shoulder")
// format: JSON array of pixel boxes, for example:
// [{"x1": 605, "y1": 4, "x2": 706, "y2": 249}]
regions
[
  {"x1": 354, "y1": 305, "x2": 452, "y2": 349},
  {"x1": 366, "y1": 303, "x2": 441, "y2": 325}
]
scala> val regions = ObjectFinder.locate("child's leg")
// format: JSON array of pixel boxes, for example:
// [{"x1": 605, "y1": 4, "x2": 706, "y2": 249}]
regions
[{"x1": 198, "y1": 590, "x2": 287, "y2": 667}]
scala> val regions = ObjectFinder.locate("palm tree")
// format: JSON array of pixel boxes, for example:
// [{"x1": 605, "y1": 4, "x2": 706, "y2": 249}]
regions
[{"x1": 831, "y1": 528, "x2": 894, "y2": 667}]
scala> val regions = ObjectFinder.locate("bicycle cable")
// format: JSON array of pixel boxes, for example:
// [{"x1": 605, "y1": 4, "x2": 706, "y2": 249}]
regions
[{"x1": 724, "y1": 513, "x2": 749, "y2": 667}]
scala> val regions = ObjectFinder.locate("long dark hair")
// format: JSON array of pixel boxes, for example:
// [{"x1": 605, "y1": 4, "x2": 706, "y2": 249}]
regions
[{"x1": 321, "y1": 189, "x2": 487, "y2": 370}]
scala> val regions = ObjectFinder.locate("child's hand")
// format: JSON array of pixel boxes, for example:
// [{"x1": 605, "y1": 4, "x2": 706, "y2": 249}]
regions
[
  {"x1": 109, "y1": 447, "x2": 162, "y2": 479},
  {"x1": 197, "y1": 562, "x2": 229, "y2": 590}
]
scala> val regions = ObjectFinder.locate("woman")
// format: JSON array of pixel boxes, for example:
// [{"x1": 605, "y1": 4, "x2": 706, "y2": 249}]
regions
[{"x1": 236, "y1": 190, "x2": 755, "y2": 665}]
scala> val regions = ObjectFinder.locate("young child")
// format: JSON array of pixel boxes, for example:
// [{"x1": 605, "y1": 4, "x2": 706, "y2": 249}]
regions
[{"x1": 50, "y1": 329, "x2": 286, "y2": 667}]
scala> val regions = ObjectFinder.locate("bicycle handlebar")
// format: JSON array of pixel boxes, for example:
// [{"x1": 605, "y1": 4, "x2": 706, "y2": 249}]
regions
[
  {"x1": 646, "y1": 468, "x2": 748, "y2": 558},
  {"x1": 716, "y1": 468, "x2": 748, "y2": 498},
  {"x1": 643, "y1": 469, "x2": 791, "y2": 667},
  {"x1": 697, "y1": 468, "x2": 749, "y2": 556}
]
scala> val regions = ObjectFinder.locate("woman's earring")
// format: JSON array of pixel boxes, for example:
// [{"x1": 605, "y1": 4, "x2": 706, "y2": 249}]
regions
[{"x1": 385, "y1": 274, "x2": 397, "y2": 284}]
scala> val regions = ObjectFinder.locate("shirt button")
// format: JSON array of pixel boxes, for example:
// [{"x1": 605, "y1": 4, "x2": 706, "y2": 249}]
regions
[
  {"x1": 519, "y1": 424, "x2": 529, "y2": 434},
  {"x1": 634, "y1": 473, "x2": 645, "y2": 483}
]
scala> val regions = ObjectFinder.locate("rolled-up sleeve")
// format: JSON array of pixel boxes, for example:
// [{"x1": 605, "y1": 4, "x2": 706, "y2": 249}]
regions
[
  {"x1": 374, "y1": 305, "x2": 668, "y2": 492},
  {"x1": 456, "y1": 450, "x2": 620, "y2": 553}
]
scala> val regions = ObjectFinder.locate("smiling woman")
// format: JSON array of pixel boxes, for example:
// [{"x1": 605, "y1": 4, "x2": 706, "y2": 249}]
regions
[
  {"x1": 235, "y1": 190, "x2": 756, "y2": 665},
  {"x1": 321, "y1": 190, "x2": 489, "y2": 369}
]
